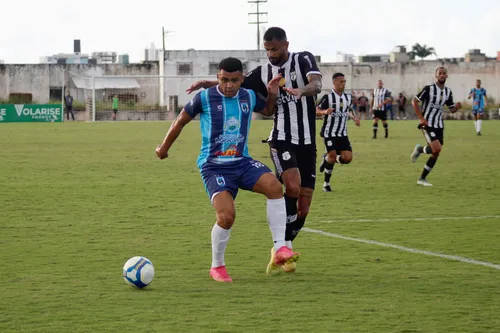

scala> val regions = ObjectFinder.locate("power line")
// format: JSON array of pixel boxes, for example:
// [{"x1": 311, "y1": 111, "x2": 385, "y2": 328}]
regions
[{"x1": 248, "y1": 0, "x2": 268, "y2": 50}]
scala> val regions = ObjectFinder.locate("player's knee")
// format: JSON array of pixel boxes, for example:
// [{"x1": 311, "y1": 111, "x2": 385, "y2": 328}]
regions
[
  {"x1": 282, "y1": 169, "x2": 301, "y2": 197},
  {"x1": 216, "y1": 208, "x2": 235, "y2": 229},
  {"x1": 342, "y1": 154, "x2": 352, "y2": 164},
  {"x1": 326, "y1": 151, "x2": 337, "y2": 163},
  {"x1": 266, "y1": 177, "x2": 284, "y2": 199}
]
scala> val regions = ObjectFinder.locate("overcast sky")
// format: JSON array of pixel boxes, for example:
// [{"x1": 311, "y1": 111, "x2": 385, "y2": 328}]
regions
[{"x1": 1, "y1": 0, "x2": 499, "y2": 63}]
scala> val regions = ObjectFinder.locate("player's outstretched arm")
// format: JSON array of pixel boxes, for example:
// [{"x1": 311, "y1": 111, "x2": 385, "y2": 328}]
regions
[
  {"x1": 155, "y1": 110, "x2": 193, "y2": 159},
  {"x1": 186, "y1": 80, "x2": 218, "y2": 94}
]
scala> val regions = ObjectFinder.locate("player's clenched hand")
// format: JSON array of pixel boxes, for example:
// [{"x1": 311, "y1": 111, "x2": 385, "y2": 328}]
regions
[
  {"x1": 282, "y1": 87, "x2": 303, "y2": 99},
  {"x1": 324, "y1": 108, "x2": 334, "y2": 115},
  {"x1": 267, "y1": 74, "x2": 282, "y2": 96},
  {"x1": 353, "y1": 117, "x2": 361, "y2": 127},
  {"x1": 155, "y1": 145, "x2": 168, "y2": 159}
]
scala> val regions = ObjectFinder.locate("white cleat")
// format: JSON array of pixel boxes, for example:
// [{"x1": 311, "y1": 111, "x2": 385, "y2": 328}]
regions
[
  {"x1": 411, "y1": 144, "x2": 422, "y2": 163},
  {"x1": 417, "y1": 178, "x2": 433, "y2": 186}
]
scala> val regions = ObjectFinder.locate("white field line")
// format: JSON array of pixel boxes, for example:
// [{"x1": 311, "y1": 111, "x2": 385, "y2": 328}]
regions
[
  {"x1": 302, "y1": 228, "x2": 500, "y2": 271},
  {"x1": 317, "y1": 215, "x2": 500, "y2": 224}
]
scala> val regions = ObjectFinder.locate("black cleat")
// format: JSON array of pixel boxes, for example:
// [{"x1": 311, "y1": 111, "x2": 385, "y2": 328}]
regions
[
  {"x1": 477, "y1": 132, "x2": 482, "y2": 136},
  {"x1": 323, "y1": 184, "x2": 332, "y2": 192}
]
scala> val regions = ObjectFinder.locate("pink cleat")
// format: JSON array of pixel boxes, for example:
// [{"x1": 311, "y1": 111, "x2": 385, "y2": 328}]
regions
[
  {"x1": 274, "y1": 246, "x2": 300, "y2": 266},
  {"x1": 209, "y1": 266, "x2": 233, "y2": 282}
]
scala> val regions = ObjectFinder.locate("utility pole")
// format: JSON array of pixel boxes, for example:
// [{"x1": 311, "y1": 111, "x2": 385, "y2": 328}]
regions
[
  {"x1": 162, "y1": 27, "x2": 174, "y2": 61},
  {"x1": 248, "y1": 0, "x2": 268, "y2": 50}
]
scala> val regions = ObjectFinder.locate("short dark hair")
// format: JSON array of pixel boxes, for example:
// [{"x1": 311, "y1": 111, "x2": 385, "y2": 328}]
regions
[
  {"x1": 435, "y1": 66, "x2": 447, "y2": 74},
  {"x1": 219, "y1": 57, "x2": 243, "y2": 72},
  {"x1": 263, "y1": 27, "x2": 287, "y2": 42},
  {"x1": 332, "y1": 72, "x2": 344, "y2": 80}
]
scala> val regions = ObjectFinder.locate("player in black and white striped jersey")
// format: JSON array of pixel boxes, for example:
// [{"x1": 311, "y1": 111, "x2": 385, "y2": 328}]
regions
[
  {"x1": 317, "y1": 73, "x2": 360, "y2": 192},
  {"x1": 370, "y1": 80, "x2": 392, "y2": 139},
  {"x1": 185, "y1": 27, "x2": 322, "y2": 274},
  {"x1": 410, "y1": 67, "x2": 462, "y2": 186}
]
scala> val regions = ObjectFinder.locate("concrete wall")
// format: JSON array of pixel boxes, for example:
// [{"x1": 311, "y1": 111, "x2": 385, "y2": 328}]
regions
[{"x1": 1, "y1": 55, "x2": 499, "y2": 122}]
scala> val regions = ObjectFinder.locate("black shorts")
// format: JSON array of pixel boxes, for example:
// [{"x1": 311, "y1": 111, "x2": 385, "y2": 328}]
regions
[
  {"x1": 398, "y1": 107, "x2": 405, "y2": 112},
  {"x1": 358, "y1": 106, "x2": 366, "y2": 113},
  {"x1": 324, "y1": 136, "x2": 352, "y2": 153},
  {"x1": 269, "y1": 141, "x2": 317, "y2": 190},
  {"x1": 113, "y1": 109, "x2": 118, "y2": 114},
  {"x1": 421, "y1": 126, "x2": 444, "y2": 145},
  {"x1": 373, "y1": 110, "x2": 387, "y2": 120}
]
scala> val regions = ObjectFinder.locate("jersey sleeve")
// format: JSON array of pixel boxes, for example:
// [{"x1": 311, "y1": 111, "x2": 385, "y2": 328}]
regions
[
  {"x1": 241, "y1": 66, "x2": 268, "y2": 100},
  {"x1": 250, "y1": 90, "x2": 267, "y2": 113},
  {"x1": 445, "y1": 90, "x2": 455, "y2": 108},
  {"x1": 483, "y1": 88, "x2": 487, "y2": 96},
  {"x1": 317, "y1": 94, "x2": 329, "y2": 110},
  {"x1": 415, "y1": 85, "x2": 430, "y2": 103},
  {"x1": 298, "y1": 51, "x2": 322, "y2": 78},
  {"x1": 385, "y1": 90, "x2": 391, "y2": 98},
  {"x1": 183, "y1": 92, "x2": 203, "y2": 118}
]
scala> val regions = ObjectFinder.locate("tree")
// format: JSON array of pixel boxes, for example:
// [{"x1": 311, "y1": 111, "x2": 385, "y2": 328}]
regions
[{"x1": 409, "y1": 43, "x2": 436, "y2": 60}]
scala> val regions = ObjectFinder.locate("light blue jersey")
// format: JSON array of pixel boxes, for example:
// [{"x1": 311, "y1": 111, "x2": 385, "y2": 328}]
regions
[
  {"x1": 470, "y1": 87, "x2": 487, "y2": 110},
  {"x1": 184, "y1": 86, "x2": 266, "y2": 169}
]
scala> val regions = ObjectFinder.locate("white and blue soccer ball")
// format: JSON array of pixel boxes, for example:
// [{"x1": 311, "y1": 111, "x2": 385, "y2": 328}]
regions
[{"x1": 122, "y1": 256, "x2": 155, "y2": 288}]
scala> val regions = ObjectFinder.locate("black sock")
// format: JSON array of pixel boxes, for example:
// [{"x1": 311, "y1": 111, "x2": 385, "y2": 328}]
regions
[
  {"x1": 383, "y1": 123, "x2": 388, "y2": 137},
  {"x1": 421, "y1": 156, "x2": 438, "y2": 179},
  {"x1": 373, "y1": 124, "x2": 378, "y2": 137},
  {"x1": 286, "y1": 216, "x2": 306, "y2": 242},
  {"x1": 284, "y1": 194, "x2": 298, "y2": 224},
  {"x1": 323, "y1": 156, "x2": 334, "y2": 183}
]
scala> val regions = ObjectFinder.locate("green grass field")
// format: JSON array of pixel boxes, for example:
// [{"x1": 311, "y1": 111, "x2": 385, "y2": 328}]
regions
[{"x1": 1, "y1": 119, "x2": 499, "y2": 333}]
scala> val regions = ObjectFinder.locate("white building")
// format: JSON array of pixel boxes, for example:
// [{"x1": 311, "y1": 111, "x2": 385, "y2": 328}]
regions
[
  {"x1": 144, "y1": 43, "x2": 162, "y2": 61},
  {"x1": 162, "y1": 49, "x2": 268, "y2": 111},
  {"x1": 336, "y1": 51, "x2": 355, "y2": 63},
  {"x1": 39, "y1": 53, "x2": 92, "y2": 64}
]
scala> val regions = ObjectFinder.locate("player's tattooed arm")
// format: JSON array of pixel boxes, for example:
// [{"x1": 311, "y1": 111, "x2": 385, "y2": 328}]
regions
[
  {"x1": 301, "y1": 74, "x2": 322, "y2": 96},
  {"x1": 282, "y1": 74, "x2": 322, "y2": 99}
]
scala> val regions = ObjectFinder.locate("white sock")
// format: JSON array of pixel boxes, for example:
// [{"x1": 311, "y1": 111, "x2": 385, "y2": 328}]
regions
[
  {"x1": 211, "y1": 223, "x2": 231, "y2": 268},
  {"x1": 267, "y1": 198, "x2": 287, "y2": 251},
  {"x1": 323, "y1": 181, "x2": 330, "y2": 187},
  {"x1": 478, "y1": 119, "x2": 482, "y2": 132},
  {"x1": 474, "y1": 120, "x2": 477, "y2": 131},
  {"x1": 285, "y1": 241, "x2": 293, "y2": 249}
]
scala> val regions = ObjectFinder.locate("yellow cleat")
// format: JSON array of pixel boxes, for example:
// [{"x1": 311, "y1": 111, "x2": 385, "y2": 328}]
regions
[
  {"x1": 266, "y1": 247, "x2": 280, "y2": 275},
  {"x1": 282, "y1": 261, "x2": 296, "y2": 273}
]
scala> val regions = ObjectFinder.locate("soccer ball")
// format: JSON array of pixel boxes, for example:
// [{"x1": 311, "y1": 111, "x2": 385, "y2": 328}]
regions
[{"x1": 122, "y1": 256, "x2": 155, "y2": 288}]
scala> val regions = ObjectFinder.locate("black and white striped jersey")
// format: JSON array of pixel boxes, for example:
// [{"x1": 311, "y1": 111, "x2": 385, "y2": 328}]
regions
[
  {"x1": 317, "y1": 90, "x2": 353, "y2": 138},
  {"x1": 415, "y1": 83, "x2": 455, "y2": 129},
  {"x1": 242, "y1": 51, "x2": 322, "y2": 146},
  {"x1": 372, "y1": 88, "x2": 391, "y2": 111}
]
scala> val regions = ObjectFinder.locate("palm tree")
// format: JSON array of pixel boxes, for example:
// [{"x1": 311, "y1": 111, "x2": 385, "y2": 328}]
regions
[{"x1": 409, "y1": 43, "x2": 437, "y2": 60}]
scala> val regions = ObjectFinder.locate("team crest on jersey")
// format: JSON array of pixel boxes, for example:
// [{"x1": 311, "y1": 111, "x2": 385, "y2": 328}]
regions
[
  {"x1": 240, "y1": 101, "x2": 249, "y2": 113},
  {"x1": 290, "y1": 71, "x2": 297, "y2": 81},
  {"x1": 216, "y1": 176, "x2": 225, "y2": 186},
  {"x1": 224, "y1": 117, "x2": 240, "y2": 133}
]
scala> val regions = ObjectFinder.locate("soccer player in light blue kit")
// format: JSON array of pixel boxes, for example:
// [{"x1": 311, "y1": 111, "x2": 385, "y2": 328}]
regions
[
  {"x1": 468, "y1": 79, "x2": 488, "y2": 136},
  {"x1": 155, "y1": 57, "x2": 299, "y2": 282}
]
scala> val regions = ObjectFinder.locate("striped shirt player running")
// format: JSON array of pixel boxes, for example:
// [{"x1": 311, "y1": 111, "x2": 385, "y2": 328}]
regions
[
  {"x1": 468, "y1": 79, "x2": 488, "y2": 136},
  {"x1": 370, "y1": 80, "x2": 392, "y2": 139},
  {"x1": 410, "y1": 67, "x2": 462, "y2": 187},
  {"x1": 186, "y1": 27, "x2": 322, "y2": 274},
  {"x1": 156, "y1": 58, "x2": 298, "y2": 283},
  {"x1": 316, "y1": 73, "x2": 360, "y2": 192}
]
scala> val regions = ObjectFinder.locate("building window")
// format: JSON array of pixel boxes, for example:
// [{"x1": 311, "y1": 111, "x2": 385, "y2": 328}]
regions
[
  {"x1": 177, "y1": 63, "x2": 193, "y2": 75},
  {"x1": 209, "y1": 62, "x2": 219, "y2": 75}
]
